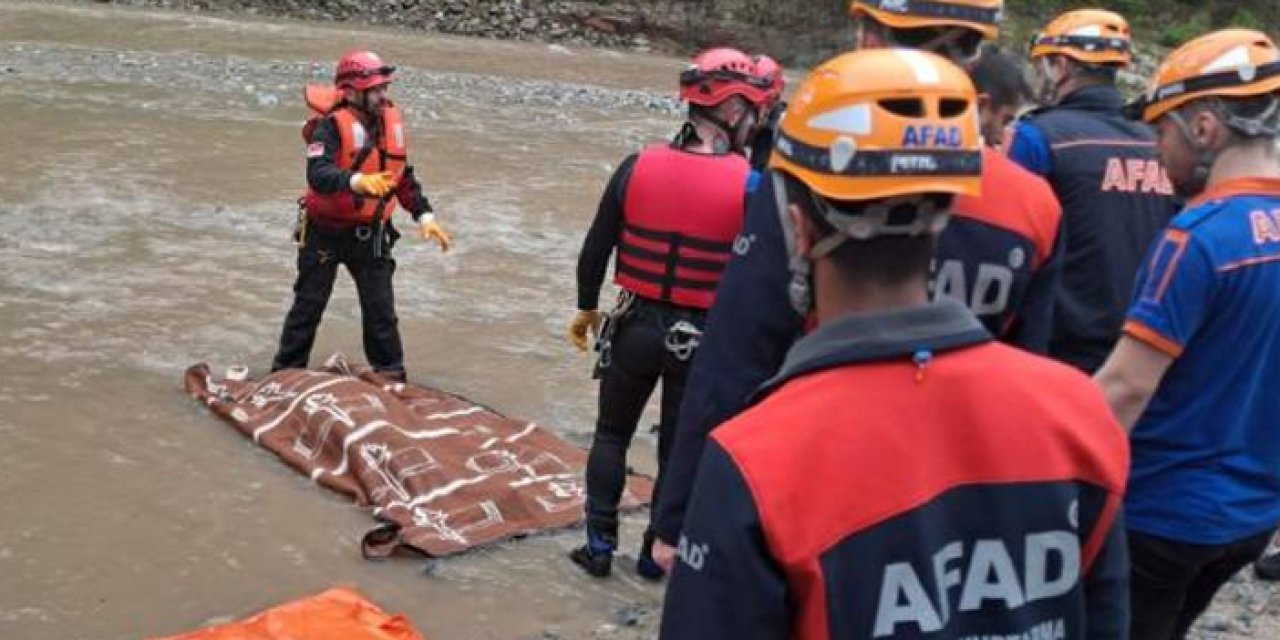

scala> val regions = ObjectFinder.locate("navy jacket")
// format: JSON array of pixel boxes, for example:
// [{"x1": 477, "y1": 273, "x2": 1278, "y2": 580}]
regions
[{"x1": 1007, "y1": 85, "x2": 1179, "y2": 372}]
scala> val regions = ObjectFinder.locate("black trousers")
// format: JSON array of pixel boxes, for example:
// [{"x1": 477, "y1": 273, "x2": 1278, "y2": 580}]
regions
[
  {"x1": 271, "y1": 221, "x2": 405, "y2": 377},
  {"x1": 1128, "y1": 529, "x2": 1272, "y2": 640},
  {"x1": 584, "y1": 300, "x2": 704, "y2": 547}
]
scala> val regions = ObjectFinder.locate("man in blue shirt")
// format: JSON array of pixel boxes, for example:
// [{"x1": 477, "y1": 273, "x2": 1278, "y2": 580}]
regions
[{"x1": 1094, "y1": 28, "x2": 1280, "y2": 640}]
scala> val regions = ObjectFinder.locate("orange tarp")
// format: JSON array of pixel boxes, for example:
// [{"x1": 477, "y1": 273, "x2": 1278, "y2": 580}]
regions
[{"x1": 152, "y1": 587, "x2": 425, "y2": 640}]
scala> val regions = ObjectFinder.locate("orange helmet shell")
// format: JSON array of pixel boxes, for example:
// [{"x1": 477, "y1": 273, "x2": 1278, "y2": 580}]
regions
[
  {"x1": 770, "y1": 48, "x2": 982, "y2": 202},
  {"x1": 850, "y1": 0, "x2": 1002, "y2": 42},
  {"x1": 1141, "y1": 29, "x2": 1280, "y2": 123},
  {"x1": 1030, "y1": 9, "x2": 1132, "y2": 66}
]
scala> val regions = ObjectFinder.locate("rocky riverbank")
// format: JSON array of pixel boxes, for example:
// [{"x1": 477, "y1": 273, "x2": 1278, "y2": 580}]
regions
[
  {"x1": 98, "y1": 0, "x2": 695, "y2": 54},
  {"x1": 94, "y1": 0, "x2": 1168, "y2": 94}
]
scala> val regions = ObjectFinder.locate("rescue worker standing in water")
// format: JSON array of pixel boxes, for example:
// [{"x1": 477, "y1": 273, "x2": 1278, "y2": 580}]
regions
[
  {"x1": 567, "y1": 47, "x2": 772, "y2": 580},
  {"x1": 271, "y1": 50, "x2": 451, "y2": 382}
]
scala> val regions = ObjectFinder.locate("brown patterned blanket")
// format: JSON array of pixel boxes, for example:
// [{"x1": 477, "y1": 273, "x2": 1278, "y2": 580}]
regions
[{"x1": 184, "y1": 356, "x2": 650, "y2": 557}]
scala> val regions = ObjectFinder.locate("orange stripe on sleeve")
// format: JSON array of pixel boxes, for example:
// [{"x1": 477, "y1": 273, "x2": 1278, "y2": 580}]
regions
[
  {"x1": 1151, "y1": 230, "x2": 1189, "y2": 303},
  {"x1": 1123, "y1": 320, "x2": 1184, "y2": 358}
]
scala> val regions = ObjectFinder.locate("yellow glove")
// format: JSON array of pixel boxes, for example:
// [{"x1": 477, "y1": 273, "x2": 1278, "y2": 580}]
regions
[
  {"x1": 419, "y1": 215, "x2": 452, "y2": 253},
  {"x1": 352, "y1": 171, "x2": 396, "y2": 197},
  {"x1": 568, "y1": 310, "x2": 602, "y2": 352}
]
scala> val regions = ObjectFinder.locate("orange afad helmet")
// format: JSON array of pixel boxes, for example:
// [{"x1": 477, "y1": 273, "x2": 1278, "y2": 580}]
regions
[
  {"x1": 770, "y1": 48, "x2": 982, "y2": 206},
  {"x1": 1030, "y1": 9, "x2": 1132, "y2": 66},
  {"x1": 850, "y1": 0, "x2": 1002, "y2": 42},
  {"x1": 1140, "y1": 29, "x2": 1280, "y2": 123}
]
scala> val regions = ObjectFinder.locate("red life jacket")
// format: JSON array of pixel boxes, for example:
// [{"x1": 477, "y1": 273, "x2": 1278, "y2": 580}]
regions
[
  {"x1": 300, "y1": 85, "x2": 408, "y2": 226},
  {"x1": 614, "y1": 145, "x2": 749, "y2": 310}
]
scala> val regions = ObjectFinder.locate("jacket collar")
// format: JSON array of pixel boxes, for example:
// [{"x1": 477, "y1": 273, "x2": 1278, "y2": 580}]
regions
[
  {"x1": 757, "y1": 297, "x2": 991, "y2": 397},
  {"x1": 1056, "y1": 84, "x2": 1125, "y2": 115}
]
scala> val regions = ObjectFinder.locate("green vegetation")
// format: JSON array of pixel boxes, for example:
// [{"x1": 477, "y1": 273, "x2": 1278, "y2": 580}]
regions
[
  {"x1": 718, "y1": 0, "x2": 1275, "y2": 45},
  {"x1": 1007, "y1": 0, "x2": 1276, "y2": 50}
]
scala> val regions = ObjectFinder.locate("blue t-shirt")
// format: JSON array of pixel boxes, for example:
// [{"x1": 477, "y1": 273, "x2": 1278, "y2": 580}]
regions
[
  {"x1": 1004, "y1": 120, "x2": 1054, "y2": 178},
  {"x1": 1124, "y1": 178, "x2": 1280, "y2": 545}
]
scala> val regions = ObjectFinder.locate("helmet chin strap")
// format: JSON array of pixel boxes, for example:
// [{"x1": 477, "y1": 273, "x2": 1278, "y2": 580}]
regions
[
  {"x1": 1036, "y1": 57, "x2": 1068, "y2": 106},
  {"x1": 772, "y1": 173, "x2": 814, "y2": 317},
  {"x1": 352, "y1": 89, "x2": 384, "y2": 120},
  {"x1": 1210, "y1": 95, "x2": 1280, "y2": 138},
  {"x1": 689, "y1": 108, "x2": 750, "y2": 155},
  {"x1": 1167, "y1": 109, "x2": 1216, "y2": 199}
]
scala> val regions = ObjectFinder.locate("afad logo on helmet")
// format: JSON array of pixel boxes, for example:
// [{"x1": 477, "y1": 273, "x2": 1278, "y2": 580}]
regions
[
  {"x1": 796, "y1": 52, "x2": 966, "y2": 156},
  {"x1": 772, "y1": 47, "x2": 982, "y2": 205},
  {"x1": 902, "y1": 125, "x2": 964, "y2": 148}
]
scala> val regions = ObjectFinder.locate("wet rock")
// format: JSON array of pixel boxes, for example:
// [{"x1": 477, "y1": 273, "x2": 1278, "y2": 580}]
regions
[
  {"x1": 612, "y1": 604, "x2": 644, "y2": 627},
  {"x1": 1198, "y1": 613, "x2": 1233, "y2": 633}
]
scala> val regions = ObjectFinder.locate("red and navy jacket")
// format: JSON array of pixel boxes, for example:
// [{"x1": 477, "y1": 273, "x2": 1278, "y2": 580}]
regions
[
  {"x1": 933, "y1": 148, "x2": 1064, "y2": 347},
  {"x1": 653, "y1": 158, "x2": 1065, "y2": 546},
  {"x1": 1006, "y1": 85, "x2": 1179, "y2": 372},
  {"x1": 659, "y1": 299, "x2": 1130, "y2": 640},
  {"x1": 577, "y1": 145, "x2": 749, "y2": 312}
]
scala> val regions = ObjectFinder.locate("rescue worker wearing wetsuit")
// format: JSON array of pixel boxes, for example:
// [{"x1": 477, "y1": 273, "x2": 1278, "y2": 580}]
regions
[
  {"x1": 271, "y1": 50, "x2": 451, "y2": 381},
  {"x1": 1007, "y1": 10, "x2": 1179, "y2": 373},
  {"x1": 566, "y1": 48, "x2": 772, "y2": 580},
  {"x1": 659, "y1": 49, "x2": 1130, "y2": 640},
  {"x1": 650, "y1": 0, "x2": 1066, "y2": 570}
]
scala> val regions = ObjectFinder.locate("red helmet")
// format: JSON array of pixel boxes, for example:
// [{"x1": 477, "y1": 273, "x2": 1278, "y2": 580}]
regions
[
  {"x1": 679, "y1": 47, "x2": 771, "y2": 107},
  {"x1": 335, "y1": 50, "x2": 395, "y2": 91},
  {"x1": 753, "y1": 54, "x2": 785, "y2": 102}
]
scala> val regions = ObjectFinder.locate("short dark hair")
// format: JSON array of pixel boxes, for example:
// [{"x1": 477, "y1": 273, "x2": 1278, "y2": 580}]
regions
[
  {"x1": 782, "y1": 174, "x2": 937, "y2": 286},
  {"x1": 970, "y1": 46, "x2": 1031, "y2": 111}
]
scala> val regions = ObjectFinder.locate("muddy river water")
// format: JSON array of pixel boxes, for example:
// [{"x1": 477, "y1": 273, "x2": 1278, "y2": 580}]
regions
[{"x1": 0, "y1": 2, "x2": 689, "y2": 637}]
